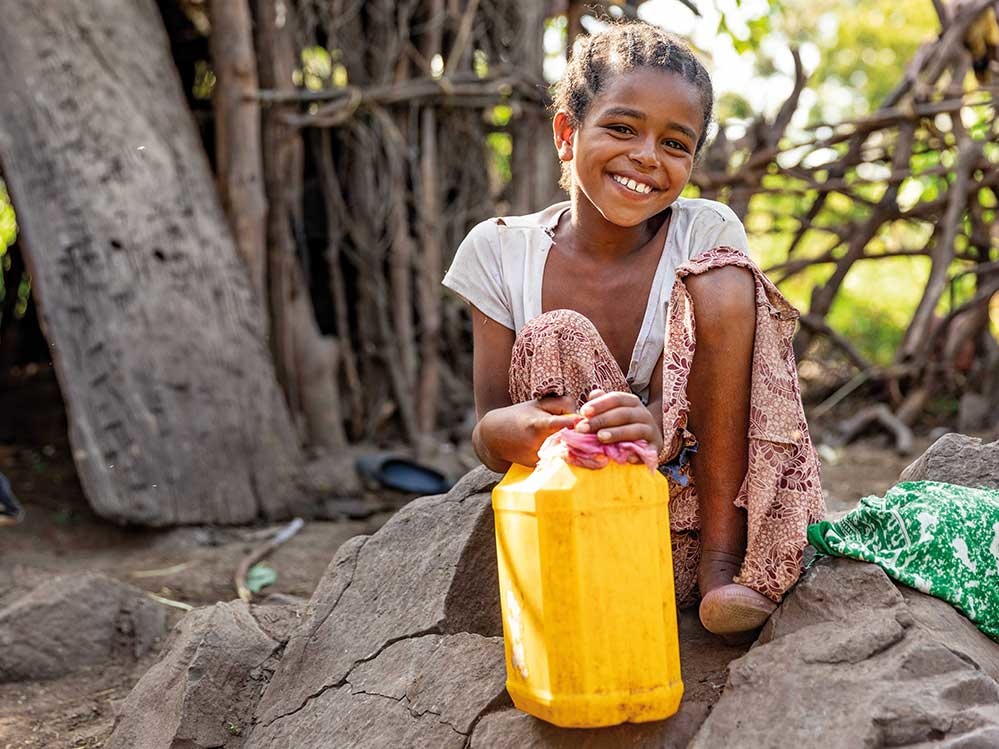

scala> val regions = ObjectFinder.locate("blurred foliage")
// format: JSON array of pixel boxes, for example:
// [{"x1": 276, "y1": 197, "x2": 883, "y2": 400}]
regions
[
  {"x1": 778, "y1": 0, "x2": 939, "y2": 120},
  {"x1": 0, "y1": 179, "x2": 19, "y2": 324},
  {"x1": 707, "y1": 0, "x2": 995, "y2": 366},
  {"x1": 0, "y1": 180, "x2": 15, "y2": 257},
  {"x1": 192, "y1": 59, "x2": 216, "y2": 100}
]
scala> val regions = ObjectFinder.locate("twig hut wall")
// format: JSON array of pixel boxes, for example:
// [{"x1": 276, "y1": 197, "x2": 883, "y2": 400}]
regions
[{"x1": 251, "y1": 0, "x2": 561, "y2": 448}]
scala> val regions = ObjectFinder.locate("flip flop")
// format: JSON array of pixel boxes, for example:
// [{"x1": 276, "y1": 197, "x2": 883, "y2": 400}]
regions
[
  {"x1": 698, "y1": 583, "x2": 777, "y2": 637},
  {"x1": 354, "y1": 453, "x2": 453, "y2": 495},
  {"x1": 0, "y1": 471, "x2": 23, "y2": 526}
]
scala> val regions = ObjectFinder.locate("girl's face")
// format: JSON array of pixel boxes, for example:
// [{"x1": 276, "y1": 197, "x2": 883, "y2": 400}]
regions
[{"x1": 554, "y1": 67, "x2": 704, "y2": 228}]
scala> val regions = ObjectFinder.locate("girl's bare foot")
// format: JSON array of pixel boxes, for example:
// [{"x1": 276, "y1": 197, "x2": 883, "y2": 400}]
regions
[{"x1": 697, "y1": 548, "x2": 776, "y2": 637}]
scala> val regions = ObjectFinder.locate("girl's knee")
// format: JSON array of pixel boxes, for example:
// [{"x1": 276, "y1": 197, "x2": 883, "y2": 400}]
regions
[{"x1": 519, "y1": 308, "x2": 600, "y2": 339}]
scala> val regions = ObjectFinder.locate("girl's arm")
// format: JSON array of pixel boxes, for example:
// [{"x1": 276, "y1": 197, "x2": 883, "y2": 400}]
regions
[{"x1": 469, "y1": 306, "x2": 581, "y2": 472}]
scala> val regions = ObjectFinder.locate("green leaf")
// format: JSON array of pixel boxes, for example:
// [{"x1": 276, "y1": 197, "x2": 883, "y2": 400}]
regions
[{"x1": 246, "y1": 563, "x2": 278, "y2": 594}]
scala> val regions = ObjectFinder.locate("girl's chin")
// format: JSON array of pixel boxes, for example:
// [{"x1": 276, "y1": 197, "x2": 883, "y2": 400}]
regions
[
  {"x1": 575, "y1": 183, "x2": 671, "y2": 226},
  {"x1": 597, "y1": 201, "x2": 668, "y2": 228}
]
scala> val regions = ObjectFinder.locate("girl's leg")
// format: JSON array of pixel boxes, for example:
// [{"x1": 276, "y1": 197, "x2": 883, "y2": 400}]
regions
[
  {"x1": 683, "y1": 266, "x2": 775, "y2": 631},
  {"x1": 509, "y1": 309, "x2": 629, "y2": 407}
]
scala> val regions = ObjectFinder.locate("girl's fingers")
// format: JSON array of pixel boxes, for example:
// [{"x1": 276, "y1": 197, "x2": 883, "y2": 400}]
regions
[
  {"x1": 546, "y1": 413, "x2": 583, "y2": 432},
  {"x1": 587, "y1": 388, "x2": 606, "y2": 402},
  {"x1": 591, "y1": 423, "x2": 657, "y2": 444},
  {"x1": 581, "y1": 390, "x2": 641, "y2": 417},
  {"x1": 577, "y1": 404, "x2": 651, "y2": 432}
]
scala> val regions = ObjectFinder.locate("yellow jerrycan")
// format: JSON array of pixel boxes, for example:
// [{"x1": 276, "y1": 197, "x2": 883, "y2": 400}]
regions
[{"x1": 492, "y1": 456, "x2": 683, "y2": 728}]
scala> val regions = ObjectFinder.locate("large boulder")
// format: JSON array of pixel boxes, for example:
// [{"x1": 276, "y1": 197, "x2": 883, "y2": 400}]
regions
[
  {"x1": 249, "y1": 633, "x2": 508, "y2": 748},
  {"x1": 252, "y1": 466, "x2": 505, "y2": 729},
  {"x1": 0, "y1": 572, "x2": 167, "y2": 682},
  {"x1": 899, "y1": 433, "x2": 999, "y2": 489},
  {"x1": 690, "y1": 558, "x2": 999, "y2": 748},
  {"x1": 107, "y1": 600, "x2": 296, "y2": 748},
  {"x1": 110, "y1": 466, "x2": 737, "y2": 747}
]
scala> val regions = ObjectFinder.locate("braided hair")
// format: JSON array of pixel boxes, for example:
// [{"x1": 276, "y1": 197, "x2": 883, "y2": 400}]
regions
[{"x1": 552, "y1": 22, "x2": 714, "y2": 188}]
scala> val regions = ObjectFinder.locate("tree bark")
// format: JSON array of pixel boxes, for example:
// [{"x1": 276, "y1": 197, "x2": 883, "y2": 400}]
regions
[
  {"x1": 0, "y1": 0, "x2": 305, "y2": 525},
  {"x1": 209, "y1": 0, "x2": 268, "y2": 303}
]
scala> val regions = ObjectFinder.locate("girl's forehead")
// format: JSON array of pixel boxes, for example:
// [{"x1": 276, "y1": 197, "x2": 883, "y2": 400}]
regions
[{"x1": 588, "y1": 67, "x2": 704, "y2": 126}]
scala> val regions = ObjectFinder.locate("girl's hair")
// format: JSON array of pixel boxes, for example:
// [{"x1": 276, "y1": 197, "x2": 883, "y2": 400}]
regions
[{"x1": 551, "y1": 22, "x2": 714, "y2": 188}]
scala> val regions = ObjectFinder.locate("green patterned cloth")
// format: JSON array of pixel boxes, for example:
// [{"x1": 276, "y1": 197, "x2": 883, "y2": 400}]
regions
[{"x1": 807, "y1": 480, "x2": 999, "y2": 641}]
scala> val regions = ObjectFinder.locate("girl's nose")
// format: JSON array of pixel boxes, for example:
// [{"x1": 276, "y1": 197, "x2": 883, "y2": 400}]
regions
[{"x1": 629, "y1": 138, "x2": 658, "y2": 168}]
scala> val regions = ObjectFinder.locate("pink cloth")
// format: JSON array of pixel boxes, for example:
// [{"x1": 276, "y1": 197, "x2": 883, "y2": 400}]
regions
[{"x1": 538, "y1": 428, "x2": 660, "y2": 472}]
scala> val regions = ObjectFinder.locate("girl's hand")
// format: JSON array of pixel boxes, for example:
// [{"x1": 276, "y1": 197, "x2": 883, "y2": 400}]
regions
[
  {"x1": 574, "y1": 388, "x2": 664, "y2": 457},
  {"x1": 473, "y1": 395, "x2": 583, "y2": 472}
]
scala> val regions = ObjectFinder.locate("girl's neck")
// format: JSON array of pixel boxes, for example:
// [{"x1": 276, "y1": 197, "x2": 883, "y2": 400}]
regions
[{"x1": 561, "y1": 190, "x2": 671, "y2": 262}]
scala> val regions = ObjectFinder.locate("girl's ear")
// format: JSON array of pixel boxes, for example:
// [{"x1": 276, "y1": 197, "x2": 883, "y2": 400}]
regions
[{"x1": 553, "y1": 111, "x2": 575, "y2": 163}]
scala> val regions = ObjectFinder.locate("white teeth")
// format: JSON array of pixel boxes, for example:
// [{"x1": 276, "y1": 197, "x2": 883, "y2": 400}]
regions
[{"x1": 613, "y1": 174, "x2": 652, "y2": 194}]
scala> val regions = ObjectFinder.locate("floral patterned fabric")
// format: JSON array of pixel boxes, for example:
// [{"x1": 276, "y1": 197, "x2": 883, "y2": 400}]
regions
[
  {"x1": 808, "y1": 481, "x2": 999, "y2": 641},
  {"x1": 508, "y1": 247, "x2": 825, "y2": 606}
]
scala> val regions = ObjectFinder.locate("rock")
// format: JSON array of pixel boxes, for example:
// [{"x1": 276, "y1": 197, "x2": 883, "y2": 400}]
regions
[
  {"x1": 470, "y1": 702, "x2": 709, "y2": 748},
  {"x1": 249, "y1": 686, "x2": 467, "y2": 749},
  {"x1": 254, "y1": 466, "x2": 504, "y2": 726},
  {"x1": 899, "y1": 433, "x2": 999, "y2": 489},
  {"x1": 108, "y1": 600, "x2": 280, "y2": 749},
  {"x1": 0, "y1": 573, "x2": 166, "y2": 682},
  {"x1": 249, "y1": 602, "x2": 306, "y2": 643},
  {"x1": 347, "y1": 633, "x2": 508, "y2": 733},
  {"x1": 690, "y1": 558, "x2": 999, "y2": 748},
  {"x1": 248, "y1": 633, "x2": 508, "y2": 748}
]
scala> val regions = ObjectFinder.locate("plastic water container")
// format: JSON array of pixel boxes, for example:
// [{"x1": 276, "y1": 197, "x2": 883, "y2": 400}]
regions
[{"x1": 492, "y1": 457, "x2": 683, "y2": 728}]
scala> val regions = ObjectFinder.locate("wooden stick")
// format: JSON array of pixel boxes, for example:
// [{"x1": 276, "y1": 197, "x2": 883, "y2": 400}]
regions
[
  {"x1": 234, "y1": 517, "x2": 305, "y2": 602},
  {"x1": 835, "y1": 404, "x2": 915, "y2": 454},
  {"x1": 811, "y1": 370, "x2": 872, "y2": 420},
  {"x1": 146, "y1": 593, "x2": 194, "y2": 612},
  {"x1": 797, "y1": 314, "x2": 875, "y2": 372}
]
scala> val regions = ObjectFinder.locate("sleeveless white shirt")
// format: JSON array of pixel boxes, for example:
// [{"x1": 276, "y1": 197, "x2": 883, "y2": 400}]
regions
[{"x1": 442, "y1": 197, "x2": 749, "y2": 403}]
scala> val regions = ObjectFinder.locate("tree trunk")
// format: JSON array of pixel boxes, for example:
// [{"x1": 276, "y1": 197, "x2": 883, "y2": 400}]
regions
[
  {"x1": 209, "y1": 0, "x2": 268, "y2": 303},
  {"x1": 253, "y1": 0, "x2": 347, "y2": 450},
  {"x1": 0, "y1": 0, "x2": 306, "y2": 525},
  {"x1": 510, "y1": 2, "x2": 560, "y2": 215}
]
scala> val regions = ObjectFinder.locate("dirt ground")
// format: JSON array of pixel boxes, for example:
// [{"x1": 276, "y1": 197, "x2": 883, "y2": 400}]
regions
[{"x1": 0, "y1": 370, "x2": 931, "y2": 748}]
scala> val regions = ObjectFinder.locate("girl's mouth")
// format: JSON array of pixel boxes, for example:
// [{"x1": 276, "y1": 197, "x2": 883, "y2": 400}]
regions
[{"x1": 610, "y1": 173, "x2": 657, "y2": 196}]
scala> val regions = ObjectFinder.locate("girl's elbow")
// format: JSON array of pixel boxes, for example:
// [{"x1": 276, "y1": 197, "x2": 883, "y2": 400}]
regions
[{"x1": 472, "y1": 417, "x2": 512, "y2": 474}]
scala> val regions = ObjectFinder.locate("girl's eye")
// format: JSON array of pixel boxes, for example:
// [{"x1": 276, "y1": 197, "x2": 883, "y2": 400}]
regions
[
  {"x1": 663, "y1": 139, "x2": 690, "y2": 153},
  {"x1": 607, "y1": 125, "x2": 633, "y2": 135}
]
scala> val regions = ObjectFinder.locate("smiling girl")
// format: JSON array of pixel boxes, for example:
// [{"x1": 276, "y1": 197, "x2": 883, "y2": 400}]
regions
[{"x1": 443, "y1": 23, "x2": 823, "y2": 638}]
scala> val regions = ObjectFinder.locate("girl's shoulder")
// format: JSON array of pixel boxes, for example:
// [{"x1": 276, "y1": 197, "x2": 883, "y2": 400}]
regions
[
  {"x1": 444, "y1": 202, "x2": 569, "y2": 331},
  {"x1": 669, "y1": 197, "x2": 749, "y2": 256},
  {"x1": 671, "y1": 196, "x2": 742, "y2": 226},
  {"x1": 467, "y1": 201, "x2": 569, "y2": 239}
]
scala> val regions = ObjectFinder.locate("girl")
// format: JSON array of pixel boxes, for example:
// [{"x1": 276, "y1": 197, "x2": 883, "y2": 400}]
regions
[{"x1": 443, "y1": 22, "x2": 824, "y2": 637}]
